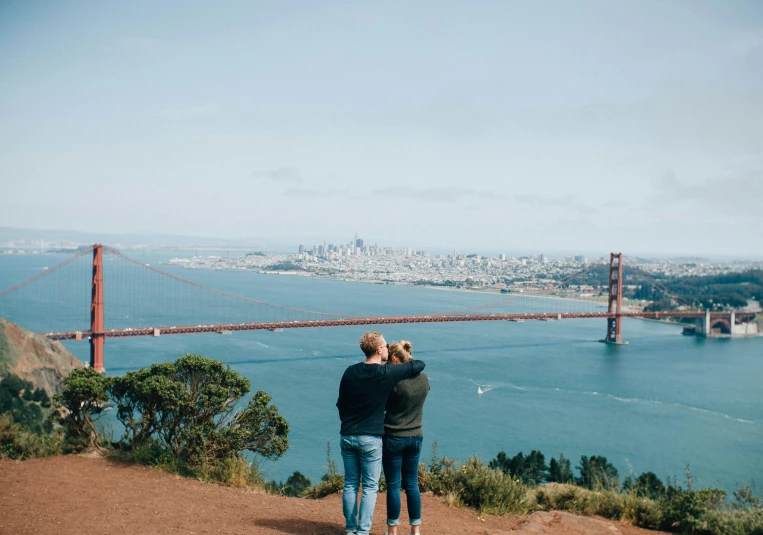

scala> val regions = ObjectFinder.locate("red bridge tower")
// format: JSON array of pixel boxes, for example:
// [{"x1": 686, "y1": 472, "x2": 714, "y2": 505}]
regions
[
  {"x1": 90, "y1": 245, "x2": 105, "y2": 372},
  {"x1": 601, "y1": 252, "x2": 627, "y2": 345}
]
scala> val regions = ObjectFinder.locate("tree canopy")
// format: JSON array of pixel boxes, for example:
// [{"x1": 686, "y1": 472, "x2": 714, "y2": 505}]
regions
[{"x1": 107, "y1": 354, "x2": 288, "y2": 467}]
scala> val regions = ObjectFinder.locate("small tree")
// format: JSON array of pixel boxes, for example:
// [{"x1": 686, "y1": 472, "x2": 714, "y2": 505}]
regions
[
  {"x1": 108, "y1": 354, "x2": 288, "y2": 467},
  {"x1": 0, "y1": 374, "x2": 30, "y2": 400},
  {"x1": 623, "y1": 471, "x2": 665, "y2": 499},
  {"x1": 488, "y1": 451, "x2": 512, "y2": 473},
  {"x1": 267, "y1": 470, "x2": 312, "y2": 497},
  {"x1": 576, "y1": 455, "x2": 620, "y2": 490},
  {"x1": 55, "y1": 367, "x2": 109, "y2": 450},
  {"x1": 548, "y1": 454, "x2": 574, "y2": 483},
  {"x1": 285, "y1": 471, "x2": 312, "y2": 496},
  {"x1": 489, "y1": 450, "x2": 548, "y2": 486}
]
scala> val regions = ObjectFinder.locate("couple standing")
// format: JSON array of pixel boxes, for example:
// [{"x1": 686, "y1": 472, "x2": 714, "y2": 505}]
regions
[{"x1": 336, "y1": 331, "x2": 430, "y2": 535}]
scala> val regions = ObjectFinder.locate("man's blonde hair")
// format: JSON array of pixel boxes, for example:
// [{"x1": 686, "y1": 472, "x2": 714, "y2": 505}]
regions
[{"x1": 359, "y1": 331, "x2": 384, "y2": 357}]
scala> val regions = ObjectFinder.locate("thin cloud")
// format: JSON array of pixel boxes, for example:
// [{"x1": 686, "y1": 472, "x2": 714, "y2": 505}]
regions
[
  {"x1": 514, "y1": 194, "x2": 576, "y2": 206},
  {"x1": 650, "y1": 170, "x2": 763, "y2": 217},
  {"x1": 602, "y1": 200, "x2": 630, "y2": 209},
  {"x1": 253, "y1": 166, "x2": 304, "y2": 184},
  {"x1": 161, "y1": 103, "x2": 217, "y2": 117},
  {"x1": 513, "y1": 194, "x2": 596, "y2": 215},
  {"x1": 373, "y1": 186, "x2": 502, "y2": 203},
  {"x1": 728, "y1": 32, "x2": 763, "y2": 56},
  {"x1": 282, "y1": 188, "x2": 342, "y2": 198}
]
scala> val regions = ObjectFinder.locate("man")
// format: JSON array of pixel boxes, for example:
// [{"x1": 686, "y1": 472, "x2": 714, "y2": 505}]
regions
[{"x1": 336, "y1": 331, "x2": 426, "y2": 535}]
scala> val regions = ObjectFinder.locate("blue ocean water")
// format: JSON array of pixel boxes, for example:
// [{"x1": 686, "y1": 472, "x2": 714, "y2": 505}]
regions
[{"x1": 1, "y1": 251, "x2": 761, "y2": 492}]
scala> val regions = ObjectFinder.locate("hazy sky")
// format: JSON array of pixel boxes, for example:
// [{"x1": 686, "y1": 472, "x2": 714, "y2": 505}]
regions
[{"x1": 1, "y1": 1, "x2": 761, "y2": 255}]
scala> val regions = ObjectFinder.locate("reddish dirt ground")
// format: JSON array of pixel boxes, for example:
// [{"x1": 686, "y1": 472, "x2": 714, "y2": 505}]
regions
[{"x1": 0, "y1": 456, "x2": 670, "y2": 535}]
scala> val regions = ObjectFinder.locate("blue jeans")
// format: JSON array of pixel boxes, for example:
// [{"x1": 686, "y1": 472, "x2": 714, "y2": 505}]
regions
[
  {"x1": 382, "y1": 435, "x2": 424, "y2": 527},
  {"x1": 340, "y1": 435, "x2": 383, "y2": 535}
]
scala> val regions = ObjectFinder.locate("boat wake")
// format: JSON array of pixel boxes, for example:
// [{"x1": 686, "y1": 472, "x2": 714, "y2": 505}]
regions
[
  {"x1": 479, "y1": 384, "x2": 755, "y2": 424},
  {"x1": 470, "y1": 379, "x2": 497, "y2": 395},
  {"x1": 578, "y1": 391, "x2": 755, "y2": 424}
]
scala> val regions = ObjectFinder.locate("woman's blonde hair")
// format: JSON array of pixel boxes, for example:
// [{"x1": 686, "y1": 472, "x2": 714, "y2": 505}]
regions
[{"x1": 388, "y1": 340, "x2": 413, "y2": 364}]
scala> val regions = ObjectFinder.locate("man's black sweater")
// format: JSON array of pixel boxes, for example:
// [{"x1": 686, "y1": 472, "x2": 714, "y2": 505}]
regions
[{"x1": 336, "y1": 360, "x2": 426, "y2": 436}]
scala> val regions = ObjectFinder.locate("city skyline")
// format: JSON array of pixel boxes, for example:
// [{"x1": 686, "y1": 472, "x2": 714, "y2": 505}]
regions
[
  {"x1": 3, "y1": 225, "x2": 763, "y2": 262},
  {"x1": 1, "y1": 2, "x2": 761, "y2": 255}
]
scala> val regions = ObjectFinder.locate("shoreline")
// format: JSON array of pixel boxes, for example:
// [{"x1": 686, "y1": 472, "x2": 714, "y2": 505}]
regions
[{"x1": 164, "y1": 263, "x2": 619, "y2": 307}]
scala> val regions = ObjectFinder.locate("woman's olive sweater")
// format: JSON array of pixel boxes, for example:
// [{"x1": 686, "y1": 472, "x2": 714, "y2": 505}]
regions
[{"x1": 384, "y1": 372, "x2": 430, "y2": 437}]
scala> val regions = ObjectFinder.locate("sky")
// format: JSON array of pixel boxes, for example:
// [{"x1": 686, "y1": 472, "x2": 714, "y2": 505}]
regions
[{"x1": 1, "y1": 1, "x2": 762, "y2": 256}]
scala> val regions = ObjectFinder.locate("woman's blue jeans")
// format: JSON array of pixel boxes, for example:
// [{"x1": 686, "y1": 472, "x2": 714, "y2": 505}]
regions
[{"x1": 382, "y1": 435, "x2": 424, "y2": 527}]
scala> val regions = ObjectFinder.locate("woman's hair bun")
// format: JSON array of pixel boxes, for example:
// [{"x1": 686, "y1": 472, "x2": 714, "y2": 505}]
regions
[{"x1": 401, "y1": 340, "x2": 413, "y2": 353}]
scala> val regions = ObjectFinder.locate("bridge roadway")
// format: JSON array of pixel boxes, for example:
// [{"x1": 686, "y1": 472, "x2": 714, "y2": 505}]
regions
[{"x1": 45, "y1": 311, "x2": 751, "y2": 341}]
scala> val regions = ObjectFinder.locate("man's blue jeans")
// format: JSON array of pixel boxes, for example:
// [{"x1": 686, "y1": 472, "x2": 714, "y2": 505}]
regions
[
  {"x1": 382, "y1": 435, "x2": 424, "y2": 527},
  {"x1": 340, "y1": 435, "x2": 383, "y2": 535}
]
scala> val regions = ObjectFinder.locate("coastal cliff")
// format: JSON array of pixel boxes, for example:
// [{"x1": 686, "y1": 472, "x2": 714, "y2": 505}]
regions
[{"x1": 0, "y1": 318, "x2": 85, "y2": 396}]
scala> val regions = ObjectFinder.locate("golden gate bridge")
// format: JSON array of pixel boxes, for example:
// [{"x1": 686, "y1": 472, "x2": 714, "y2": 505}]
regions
[{"x1": 0, "y1": 245, "x2": 753, "y2": 373}]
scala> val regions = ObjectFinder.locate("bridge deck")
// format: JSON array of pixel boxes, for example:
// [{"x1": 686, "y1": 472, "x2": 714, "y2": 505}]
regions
[{"x1": 44, "y1": 311, "x2": 750, "y2": 340}]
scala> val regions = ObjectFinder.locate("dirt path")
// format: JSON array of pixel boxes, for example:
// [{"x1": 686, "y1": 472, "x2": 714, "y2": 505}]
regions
[{"x1": 0, "y1": 456, "x2": 668, "y2": 535}]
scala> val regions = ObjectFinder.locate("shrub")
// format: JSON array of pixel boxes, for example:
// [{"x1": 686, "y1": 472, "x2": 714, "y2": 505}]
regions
[
  {"x1": 0, "y1": 413, "x2": 62, "y2": 459},
  {"x1": 548, "y1": 453, "x2": 574, "y2": 483},
  {"x1": 576, "y1": 455, "x2": 620, "y2": 491},
  {"x1": 418, "y1": 444, "x2": 530, "y2": 515},
  {"x1": 658, "y1": 485, "x2": 727, "y2": 533},
  {"x1": 304, "y1": 442, "x2": 344, "y2": 499},
  {"x1": 417, "y1": 443, "x2": 460, "y2": 497},
  {"x1": 623, "y1": 471, "x2": 666, "y2": 500},
  {"x1": 452, "y1": 456, "x2": 532, "y2": 515},
  {"x1": 702, "y1": 508, "x2": 763, "y2": 535},
  {"x1": 0, "y1": 374, "x2": 54, "y2": 435},
  {"x1": 55, "y1": 367, "x2": 110, "y2": 451},
  {"x1": 114, "y1": 437, "x2": 178, "y2": 469},
  {"x1": 305, "y1": 471, "x2": 344, "y2": 499},
  {"x1": 266, "y1": 471, "x2": 312, "y2": 497},
  {"x1": 532, "y1": 483, "x2": 662, "y2": 529},
  {"x1": 489, "y1": 449, "x2": 548, "y2": 486},
  {"x1": 108, "y1": 354, "x2": 288, "y2": 468},
  {"x1": 108, "y1": 437, "x2": 265, "y2": 489},
  {"x1": 204, "y1": 456, "x2": 265, "y2": 489}
]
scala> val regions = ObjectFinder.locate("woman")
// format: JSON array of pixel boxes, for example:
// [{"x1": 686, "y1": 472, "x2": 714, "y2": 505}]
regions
[{"x1": 383, "y1": 341, "x2": 430, "y2": 535}]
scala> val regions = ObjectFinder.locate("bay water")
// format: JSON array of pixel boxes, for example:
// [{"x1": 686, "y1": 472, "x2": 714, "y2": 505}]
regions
[{"x1": 1, "y1": 251, "x2": 761, "y2": 492}]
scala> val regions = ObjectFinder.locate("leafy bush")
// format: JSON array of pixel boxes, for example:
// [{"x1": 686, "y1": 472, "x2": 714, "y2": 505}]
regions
[
  {"x1": 202, "y1": 456, "x2": 265, "y2": 489},
  {"x1": 659, "y1": 485, "x2": 727, "y2": 533},
  {"x1": 108, "y1": 354, "x2": 289, "y2": 468},
  {"x1": 417, "y1": 441, "x2": 461, "y2": 498},
  {"x1": 576, "y1": 455, "x2": 620, "y2": 490},
  {"x1": 55, "y1": 367, "x2": 109, "y2": 451},
  {"x1": 623, "y1": 471, "x2": 666, "y2": 500},
  {"x1": 548, "y1": 453, "x2": 574, "y2": 483},
  {"x1": 702, "y1": 508, "x2": 763, "y2": 535},
  {"x1": 304, "y1": 442, "x2": 344, "y2": 499},
  {"x1": 489, "y1": 449, "x2": 548, "y2": 486},
  {"x1": 0, "y1": 374, "x2": 53, "y2": 434},
  {"x1": 532, "y1": 483, "x2": 662, "y2": 528},
  {"x1": 417, "y1": 443, "x2": 530, "y2": 515},
  {"x1": 266, "y1": 471, "x2": 312, "y2": 497},
  {"x1": 453, "y1": 456, "x2": 531, "y2": 515},
  {"x1": 0, "y1": 413, "x2": 62, "y2": 460}
]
